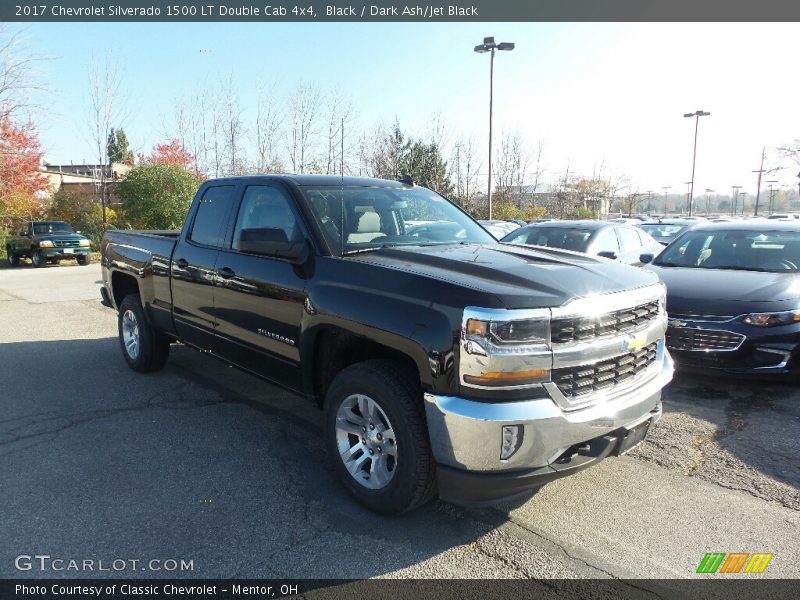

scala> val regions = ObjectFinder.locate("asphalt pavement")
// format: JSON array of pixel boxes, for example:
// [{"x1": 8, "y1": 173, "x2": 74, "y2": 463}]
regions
[{"x1": 1, "y1": 262, "x2": 798, "y2": 589}]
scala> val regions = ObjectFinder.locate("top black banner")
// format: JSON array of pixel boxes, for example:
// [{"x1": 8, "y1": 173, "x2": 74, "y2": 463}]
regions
[{"x1": 3, "y1": 0, "x2": 800, "y2": 22}]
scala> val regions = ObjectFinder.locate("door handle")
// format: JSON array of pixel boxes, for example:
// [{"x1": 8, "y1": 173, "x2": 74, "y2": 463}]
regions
[
  {"x1": 217, "y1": 266, "x2": 236, "y2": 279},
  {"x1": 176, "y1": 258, "x2": 189, "y2": 269}
]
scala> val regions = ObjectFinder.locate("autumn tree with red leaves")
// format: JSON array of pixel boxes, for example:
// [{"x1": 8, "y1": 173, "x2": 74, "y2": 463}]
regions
[
  {"x1": 0, "y1": 112, "x2": 49, "y2": 222},
  {"x1": 139, "y1": 138, "x2": 203, "y2": 176}
]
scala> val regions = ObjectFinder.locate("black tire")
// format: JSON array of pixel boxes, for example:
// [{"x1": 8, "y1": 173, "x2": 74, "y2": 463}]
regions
[
  {"x1": 76, "y1": 254, "x2": 90, "y2": 266},
  {"x1": 325, "y1": 360, "x2": 437, "y2": 515},
  {"x1": 31, "y1": 249, "x2": 47, "y2": 268},
  {"x1": 7, "y1": 248, "x2": 19, "y2": 267},
  {"x1": 117, "y1": 295, "x2": 170, "y2": 373}
]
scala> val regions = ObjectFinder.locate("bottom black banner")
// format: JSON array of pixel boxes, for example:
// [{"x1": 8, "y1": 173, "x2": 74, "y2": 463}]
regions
[{"x1": 2, "y1": 579, "x2": 799, "y2": 600}]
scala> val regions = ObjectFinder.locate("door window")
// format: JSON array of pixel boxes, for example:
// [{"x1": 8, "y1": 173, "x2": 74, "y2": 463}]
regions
[
  {"x1": 616, "y1": 227, "x2": 642, "y2": 253},
  {"x1": 189, "y1": 185, "x2": 235, "y2": 248},
  {"x1": 592, "y1": 227, "x2": 620, "y2": 255},
  {"x1": 232, "y1": 185, "x2": 300, "y2": 251}
]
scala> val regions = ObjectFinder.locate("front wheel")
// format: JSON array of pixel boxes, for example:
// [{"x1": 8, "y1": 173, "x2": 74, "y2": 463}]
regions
[
  {"x1": 325, "y1": 360, "x2": 436, "y2": 515},
  {"x1": 117, "y1": 295, "x2": 170, "y2": 373},
  {"x1": 76, "y1": 254, "x2": 90, "y2": 266},
  {"x1": 31, "y1": 249, "x2": 47, "y2": 267}
]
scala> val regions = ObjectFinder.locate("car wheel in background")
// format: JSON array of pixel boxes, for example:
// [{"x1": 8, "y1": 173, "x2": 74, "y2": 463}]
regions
[
  {"x1": 77, "y1": 254, "x2": 90, "y2": 266},
  {"x1": 31, "y1": 250, "x2": 47, "y2": 267},
  {"x1": 7, "y1": 248, "x2": 19, "y2": 266}
]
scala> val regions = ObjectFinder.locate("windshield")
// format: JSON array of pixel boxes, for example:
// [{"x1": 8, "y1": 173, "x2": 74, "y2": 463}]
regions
[
  {"x1": 503, "y1": 226, "x2": 593, "y2": 252},
  {"x1": 32, "y1": 222, "x2": 75, "y2": 235},
  {"x1": 654, "y1": 229, "x2": 800, "y2": 272},
  {"x1": 640, "y1": 224, "x2": 686, "y2": 238},
  {"x1": 302, "y1": 186, "x2": 495, "y2": 255}
]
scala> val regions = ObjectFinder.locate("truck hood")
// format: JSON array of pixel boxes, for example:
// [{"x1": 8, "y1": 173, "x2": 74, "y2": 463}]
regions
[
  {"x1": 35, "y1": 233, "x2": 85, "y2": 242},
  {"x1": 646, "y1": 264, "x2": 800, "y2": 316},
  {"x1": 349, "y1": 243, "x2": 659, "y2": 309}
]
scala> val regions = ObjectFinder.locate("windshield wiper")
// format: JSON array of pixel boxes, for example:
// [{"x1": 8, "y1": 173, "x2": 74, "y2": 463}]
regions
[
  {"x1": 342, "y1": 244, "x2": 400, "y2": 256},
  {"x1": 700, "y1": 265, "x2": 771, "y2": 272}
]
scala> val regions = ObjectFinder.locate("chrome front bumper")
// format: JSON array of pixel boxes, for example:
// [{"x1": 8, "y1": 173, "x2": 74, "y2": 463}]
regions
[{"x1": 424, "y1": 350, "x2": 674, "y2": 473}]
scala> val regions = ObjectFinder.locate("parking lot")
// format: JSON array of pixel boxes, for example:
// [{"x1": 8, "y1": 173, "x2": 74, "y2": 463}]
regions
[{"x1": 1, "y1": 263, "x2": 798, "y2": 584}]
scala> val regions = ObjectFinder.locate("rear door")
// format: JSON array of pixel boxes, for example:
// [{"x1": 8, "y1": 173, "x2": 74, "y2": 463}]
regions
[
  {"x1": 171, "y1": 184, "x2": 238, "y2": 351},
  {"x1": 615, "y1": 226, "x2": 646, "y2": 265},
  {"x1": 212, "y1": 183, "x2": 308, "y2": 391}
]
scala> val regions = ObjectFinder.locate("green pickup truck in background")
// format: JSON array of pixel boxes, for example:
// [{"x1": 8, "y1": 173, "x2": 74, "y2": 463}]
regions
[{"x1": 6, "y1": 221, "x2": 92, "y2": 267}]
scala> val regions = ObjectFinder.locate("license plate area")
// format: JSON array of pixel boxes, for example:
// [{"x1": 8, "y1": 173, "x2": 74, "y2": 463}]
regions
[
  {"x1": 63, "y1": 248, "x2": 74, "y2": 254},
  {"x1": 615, "y1": 418, "x2": 652, "y2": 456}
]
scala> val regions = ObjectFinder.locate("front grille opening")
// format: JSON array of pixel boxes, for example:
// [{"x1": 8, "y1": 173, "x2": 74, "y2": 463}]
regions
[
  {"x1": 552, "y1": 301, "x2": 660, "y2": 344},
  {"x1": 553, "y1": 342, "x2": 658, "y2": 399},
  {"x1": 666, "y1": 328, "x2": 743, "y2": 351}
]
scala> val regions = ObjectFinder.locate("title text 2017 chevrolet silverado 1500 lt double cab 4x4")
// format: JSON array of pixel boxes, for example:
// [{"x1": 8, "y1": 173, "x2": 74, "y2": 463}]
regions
[{"x1": 100, "y1": 175, "x2": 673, "y2": 515}]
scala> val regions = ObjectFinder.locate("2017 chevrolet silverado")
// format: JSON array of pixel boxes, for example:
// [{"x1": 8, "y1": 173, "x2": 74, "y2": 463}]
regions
[{"x1": 100, "y1": 175, "x2": 673, "y2": 514}]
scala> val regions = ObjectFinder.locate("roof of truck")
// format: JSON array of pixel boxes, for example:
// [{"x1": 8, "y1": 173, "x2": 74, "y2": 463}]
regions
[{"x1": 208, "y1": 174, "x2": 410, "y2": 188}]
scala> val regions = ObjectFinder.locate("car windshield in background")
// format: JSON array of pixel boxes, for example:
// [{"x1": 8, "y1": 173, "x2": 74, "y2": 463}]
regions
[
  {"x1": 32, "y1": 222, "x2": 75, "y2": 235},
  {"x1": 503, "y1": 227, "x2": 594, "y2": 252},
  {"x1": 639, "y1": 224, "x2": 686, "y2": 238},
  {"x1": 302, "y1": 186, "x2": 495, "y2": 255},
  {"x1": 654, "y1": 229, "x2": 800, "y2": 272}
]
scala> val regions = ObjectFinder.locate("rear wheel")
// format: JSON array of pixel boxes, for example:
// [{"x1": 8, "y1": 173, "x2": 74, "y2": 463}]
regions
[
  {"x1": 325, "y1": 360, "x2": 436, "y2": 515},
  {"x1": 31, "y1": 249, "x2": 47, "y2": 267},
  {"x1": 6, "y1": 248, "x2": 19, "y2": 267},
  {"x1": 118, "y1": 295, "x2": 170, "y2": 373}
]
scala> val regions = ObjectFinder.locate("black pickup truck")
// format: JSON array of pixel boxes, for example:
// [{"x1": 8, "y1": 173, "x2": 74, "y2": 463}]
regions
[{"x1": 100, "y1": 175, "x2": 673, "y2": 514}]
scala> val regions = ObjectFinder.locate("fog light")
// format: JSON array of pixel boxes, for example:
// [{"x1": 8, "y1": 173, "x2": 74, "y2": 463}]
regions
[{"x1": 500, "y1": 425, "x2": 524, "y2": 460}]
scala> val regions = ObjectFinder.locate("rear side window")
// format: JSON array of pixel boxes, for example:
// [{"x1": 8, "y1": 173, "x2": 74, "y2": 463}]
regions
[
  {"x1": 593, "y1": 227, "x2": 620, "y2": 255},
  {"x1": 189, "y1": 185, "x2": 235, "y2": 248}
]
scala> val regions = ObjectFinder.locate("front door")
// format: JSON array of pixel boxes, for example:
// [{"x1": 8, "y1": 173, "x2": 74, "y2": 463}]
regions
[{"x1": 213, "y1": 183, "x2": 308, "y2": 391}]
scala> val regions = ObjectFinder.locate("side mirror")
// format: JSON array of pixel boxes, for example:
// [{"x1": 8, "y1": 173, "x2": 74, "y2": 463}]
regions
[
  {"x1": 597, "y1": 251, "x2": 618, "y2": 260},
  {"x1": 19, "y1": 231, "x2": 28, "y2": 237},
  {"x1": 639, "y1": 253, "x2": 654, "y2": 264},
  {"x1": 238, "y1": 227, "x2": 308, "y2": 264}
]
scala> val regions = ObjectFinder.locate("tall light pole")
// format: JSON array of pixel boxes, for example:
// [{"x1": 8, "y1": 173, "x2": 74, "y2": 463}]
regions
[
  {"x1": 474, "y1": 36, "x2": 515, "y2": 220},
  {"x1": 752, "y1": 147, "x2": 766, "y2": 216},
  {"x1": 662, "y1": 185, "x2": 671, "y2": 216},
  {"x1": 683, "y1": 181, "x2": 692, "y2": 215},
  {"x1": 739, "y1": 192, "x2": 748, "y2": 216},
  {"x1": 704, "y1": 188, "x2": 714, "y2": 216},
  {"x1": 683, "y1": 110, "x2": 710, "y2": 216},
  {"x1": 731, "y1": 185, "x2": 742, "y2": 216},
  {"x1": 766, "y1": 179, "x2": 778, "y2": 214}
]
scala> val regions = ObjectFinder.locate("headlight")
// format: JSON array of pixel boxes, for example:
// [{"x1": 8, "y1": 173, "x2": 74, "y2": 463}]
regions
[
  {"x1": 742, "y1": 310, "x2": 800, "y2": 327},
  {"x1": 79, "y1": 239, "x2": 91, "y2": 247},
  {"x1": 466, "y1": 318, "x2": 550, "y2": 347},
  {"x1": 461, "y1": 309, "x2": 551, "y2": 389},
  {"x1": 39, "y1": 240, "x2": 54, "y2": 248}
]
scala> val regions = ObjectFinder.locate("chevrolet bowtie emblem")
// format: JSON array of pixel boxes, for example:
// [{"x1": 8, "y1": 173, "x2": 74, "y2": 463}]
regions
[{"x1": 624, "y1": 335, "x2": 647, "y2": 352}]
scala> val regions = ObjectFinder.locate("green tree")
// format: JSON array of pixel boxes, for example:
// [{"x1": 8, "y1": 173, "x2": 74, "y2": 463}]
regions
[
  {"x1": 49, "y1": 188, "x2": 116, "y2": 244},
  {"x1": 117, "y1": 163, "x2": 203, "y2": 230},
  {"x1": 106, "y1": 127, "x2": 133, "y2": 165},
  {"x1": 400, "y1": 140, "x2": 454, "y2": 198}
]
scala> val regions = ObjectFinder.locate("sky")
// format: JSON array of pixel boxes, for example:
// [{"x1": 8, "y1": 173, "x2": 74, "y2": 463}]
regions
[{"x1": 10, "y1": 21, "x2": 800, "y2": 198}]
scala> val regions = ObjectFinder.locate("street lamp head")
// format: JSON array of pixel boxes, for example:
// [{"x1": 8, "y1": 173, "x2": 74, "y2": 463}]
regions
[
  {"x1": 684, "y1": 110, "x2": 710, "y2": 117},
  {"x1": 497, "y1": 42, "x2": 515, "y2": 51},
  {"x1": 474, "y1": 44, "x2": 490, "y2": 53},
  {"x1": 483, "y1": 36, "x2": 496, "y2": 46}
]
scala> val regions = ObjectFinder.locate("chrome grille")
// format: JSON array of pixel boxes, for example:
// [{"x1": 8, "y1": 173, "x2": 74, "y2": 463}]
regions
[
  {"x1": 553, "y1": 342, "x2": 659, "y2": 399},
  {"x1": 54, "y1": 239, "x2": 80, "y2": 248},
  {"x1": 551, "y1": 301, "x2": 660, "y2": 345},
  {"x1": 666, "y1": 327, "x2": 744, "y2": 351}
]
